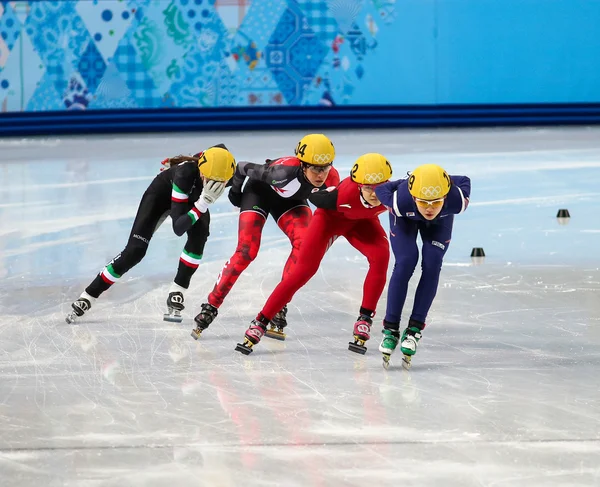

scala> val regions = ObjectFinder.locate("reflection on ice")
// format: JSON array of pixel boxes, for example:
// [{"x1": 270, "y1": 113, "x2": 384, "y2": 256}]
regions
[{"x1": 1, "y1": 128, "x2": 600, "y2": 486}]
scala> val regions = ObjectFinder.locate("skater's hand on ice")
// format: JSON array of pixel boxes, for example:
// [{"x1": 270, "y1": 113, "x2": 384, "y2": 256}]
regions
[
  {"x1": 200, "y1": 180, "x2": 226, "y2": 205},
  {"x1": 228, "y1": 189, "x2": 242, "y2": 207}
]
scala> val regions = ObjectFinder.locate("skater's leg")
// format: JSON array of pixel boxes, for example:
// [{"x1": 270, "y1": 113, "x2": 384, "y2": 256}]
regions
[
  {"x1": 410, "y1": 216, "x2": 453, "y2": 322},
  {"x1": 266, "y1": 204, "x2": 312, "y2": 338},
  {"x1": 174, "y1": 210, "x2": 210, "y2": 288},
  {"x1": 276, "y1": 204, "x2": 312, "y2": 280},
  {"x1": 373, "y1": 215, "x2": 417, "y2": 363},
  {"x1": 67, "y1": 191, "x2": 167, "y2": 323},
  {"x1": 236, "y1": 213, "x2": 336, "y2": 355},
  {"x1": 206, "y1": 211, "x2": 266, "y2": 307},
  {"x1": 345, "y1": 219, "x2": 390, "y2": 316},
  {"x1": 345, "y1": 219, "x2": 390, "y2": 353},
  {"x1": 384, "y1": 215, "x2": 419, "y2": 325},
  {"x1": 206, "y1": 182, "x2": 269, "y2": 308},
  {"x1": 86, "y1": 192, "x2": 167, "y2": 298},
  {"x1": 259, "y1": 211, "x2": 336, "y2": 321},
  {"x1": 165, "y1": 210, "x2": 210, "y2": 322},
  {"x1": 399, "y1": 217, "x2": 453, "y2": 367}
]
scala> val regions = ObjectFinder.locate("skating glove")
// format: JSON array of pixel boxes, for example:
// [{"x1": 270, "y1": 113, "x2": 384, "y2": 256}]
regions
[
  {"x1": 195, "y1": 180, "x2": 225, "y2": 213},
  {"x1": 228, "y1": 189, "x2": 243, "y2": 207}
]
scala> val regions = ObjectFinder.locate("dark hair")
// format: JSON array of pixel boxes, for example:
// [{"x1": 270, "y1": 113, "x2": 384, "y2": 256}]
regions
[
  {"x1": 164, "y1": 155, "x2": 200, "y2": 168},
  {"x1": 163, "y1": 143, "x2": 228, "y2": 168}
]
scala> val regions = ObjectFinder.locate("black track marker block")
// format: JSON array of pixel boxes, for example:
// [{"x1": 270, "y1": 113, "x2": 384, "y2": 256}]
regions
[{"x1": 470, "y1": 247, "x2": 485, "y2": 257}]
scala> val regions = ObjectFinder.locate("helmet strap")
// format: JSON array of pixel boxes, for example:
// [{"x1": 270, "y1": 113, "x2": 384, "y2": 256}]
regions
[
  {"x1": 300, "y1": 162, "x2": 311, "y2": 182},
  {"x1": 359, "y1": 188, "x2": 375, "y2": 208}
]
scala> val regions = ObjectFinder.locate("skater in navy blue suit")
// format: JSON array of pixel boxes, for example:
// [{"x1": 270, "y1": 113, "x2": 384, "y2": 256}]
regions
[{"x1": 374, "y1": 164, "x2": 471, "y2": 368}]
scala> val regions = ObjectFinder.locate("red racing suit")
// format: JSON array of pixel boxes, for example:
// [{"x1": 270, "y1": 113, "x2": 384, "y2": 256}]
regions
[{"x1": 258, "y1": 177, "x2": 390, "y2": 321}]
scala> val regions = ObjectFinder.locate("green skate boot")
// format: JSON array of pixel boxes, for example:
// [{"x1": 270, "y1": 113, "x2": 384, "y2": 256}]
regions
[
  {"x1": 400, "y1": 319, "x2": 425, "y2": 370},
  {"x1": 379, "y1": 327, "x2": 400, "y2": 369}
]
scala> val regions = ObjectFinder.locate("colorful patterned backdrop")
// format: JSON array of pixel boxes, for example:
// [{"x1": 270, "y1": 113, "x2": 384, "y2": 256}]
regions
[{"x1": 0, "y1": 0, "x2": 398, "y2": 112}]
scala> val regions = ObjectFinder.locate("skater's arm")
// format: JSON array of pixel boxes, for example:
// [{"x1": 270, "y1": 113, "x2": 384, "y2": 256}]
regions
[
  {"x1": 170, "y1": 185, "x2": 199, "y2": 236},
  {"x1": 169, "y1": 164, "x2": 204, "y2": 236},
  {"x1": 446, "y1": 175, "x2": 471, "y2": 214},
  {"x1": 172, "y1": 204, "x2": 198, "y2": 236},
  {"x1": 230, "y1": 160, "x2": 272, "y2": 191},
  {"x1": 308, "y1": 186, "x2": 338, "y2": 210},
  {"x1": 374, "y1": 179, "x2": 405, "y2": 216},
  {"x1": 171, "y1": 179, "x2": 225, "y2": 236}
]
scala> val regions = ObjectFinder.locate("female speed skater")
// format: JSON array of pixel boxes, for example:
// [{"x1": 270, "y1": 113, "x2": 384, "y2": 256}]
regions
[
  {"x1": 65, "y1": 145, "x2": 236, "y2": 324},
  {"x1": 374, "y1": 163, "x2": 471, "y2": 369}
]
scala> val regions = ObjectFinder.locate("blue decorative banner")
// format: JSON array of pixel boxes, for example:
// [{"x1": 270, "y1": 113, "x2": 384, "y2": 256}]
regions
[{"x1": 0, "y1": 0, "x2": 392, "y2": 112}]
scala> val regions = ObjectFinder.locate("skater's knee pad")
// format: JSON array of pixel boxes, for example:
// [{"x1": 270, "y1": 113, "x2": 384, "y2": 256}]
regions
[
  {"x1": 394, "y1": 253, "x2": 419, "y2": 275},
  {"x1": 278, "y1": 206, "x2": 311, "y2": 240},
  {"x1": 421, "y1": 251, "x2": 443, "y2": 276},
  {"x1": 236, "y1": 213, "x2": 264, "y2": 262},
  {"x1": 289, "y1": 232, "x2": 305, "y2": 251},
  {"x1": 121, "y1": 241, "x2": 148, "y2": 267},
  {"x1": 236, "y1": 241, "x2": 259, "y2": 262},
  {"x1": 367, "y1": 241, "x2": 390, "y2": 268}
]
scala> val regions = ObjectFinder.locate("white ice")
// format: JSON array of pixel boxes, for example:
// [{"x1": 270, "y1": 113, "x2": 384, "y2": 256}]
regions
[{"x1": 0, "y1": 128, "x2": 599, "y2": 486}]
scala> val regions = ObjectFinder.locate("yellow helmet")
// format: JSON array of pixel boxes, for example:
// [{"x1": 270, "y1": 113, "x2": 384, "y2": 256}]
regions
[
  {"x1": 198, "y1": 147, "x2": 236, "y2": 182},
  {"x1": 408, "y1": 164, "x2": 451, "y2": 200},
  {"x1": 350, "y1": 153, "x2": 393, "y2": 185},
  {"x1": 295, "y1": 133, "x2": 335, "y2": 166}
]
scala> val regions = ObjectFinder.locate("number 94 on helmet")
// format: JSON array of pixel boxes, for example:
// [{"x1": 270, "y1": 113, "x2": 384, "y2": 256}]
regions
[{"x1": 295, "y1": 134, "x2": 336, "y2": 166}]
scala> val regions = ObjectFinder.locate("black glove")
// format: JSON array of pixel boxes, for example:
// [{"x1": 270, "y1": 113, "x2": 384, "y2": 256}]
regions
[{"x1": 228, "y1": 189, "x2": 243, "y2": 207}]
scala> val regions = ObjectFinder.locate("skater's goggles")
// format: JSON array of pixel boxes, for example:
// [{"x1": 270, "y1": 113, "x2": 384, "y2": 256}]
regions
[
  {"x1": 359, "y1": 184, "x2": 379, "y2": 194},
  {"x1": 414, "y1": 197, "x2": 445, "y2": 209},
  {"x1": 304, "y1": 162, "x2": 333, "y2": 174}
]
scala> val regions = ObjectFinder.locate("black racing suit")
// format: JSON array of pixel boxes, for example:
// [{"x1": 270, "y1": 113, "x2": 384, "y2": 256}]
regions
[{"x1": 85, "y1": 158, "x2": 210, "y2": 298}]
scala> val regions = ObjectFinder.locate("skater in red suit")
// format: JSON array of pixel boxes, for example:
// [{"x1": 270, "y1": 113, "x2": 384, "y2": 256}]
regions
[
  {"x1": 191, "y1": 134, "x2": 339, "y2": 341},
  {"x1": 235, "y1": 153, "x2": 393, "y2": 355}
]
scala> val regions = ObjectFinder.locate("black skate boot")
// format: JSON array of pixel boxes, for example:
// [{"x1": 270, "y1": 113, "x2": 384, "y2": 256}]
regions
[
  {"x1": 191, "y1": 303, "x2": 218, "y2": 340},
  {"x1": 235, "y1": 315, "x2": 269, "y2": 355},
  {"x1": 265, "y1": 305, "x2": 288, "y2": 341},
  {"x1": 348, "y1": 314, "x2": 373, "y2": 355},
  {"x1": 164, "y1": 291, "x2": 185, "y2": 323},
  {"x1": 65, "y1": 294, "x2": 92, "y2": 324}
]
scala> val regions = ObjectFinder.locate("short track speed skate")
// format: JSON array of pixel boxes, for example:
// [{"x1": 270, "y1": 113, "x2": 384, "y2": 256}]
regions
[
  {"x1": 235, "y1": 318, "x2": 268, "y2": 355},
  {"x1": 164, "y1": 291, "x2": 185, "y2": 323},
  {"x1": 265, "y1": 305, "x2": 288, "y2": 341},
  {"x1": 348, "y1": 315, "x2": 372, "y2": 354},
  {"x1": 65, "y1": 295, "x2": 92, "y2": 324},
  {"x1": 399, "y1": 320, "x2": 425, "y2": 370},
  {"x1": 191, "y1": 303, "x2": 218, "y2": 340},
  {"x1": 379, "y1": 328, "x2": 400, "y2": 369}
]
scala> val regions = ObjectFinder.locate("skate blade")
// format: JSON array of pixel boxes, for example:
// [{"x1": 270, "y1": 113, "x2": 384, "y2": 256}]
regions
[
  {"x1": 348, "y1": 341, "x2": 367, "y2": 355},
  {"x1": 235, "y1": 342, "x2": 253, "y2": 355},
  {"x1": 402, "y1": 354, "x2": 412, "y2": 370},
  {"x1": 190, "y1": 328, "x2": 203, "y2": 341},
  {"x1": 163, "y1": 314, "x2": 183, "y2": 323},
  {"x1": 382, "y1": 353, "x2": 391, "y2": 369},
  {"x1": 265, "y1": 329, "x2": 286, "y2": 341}
]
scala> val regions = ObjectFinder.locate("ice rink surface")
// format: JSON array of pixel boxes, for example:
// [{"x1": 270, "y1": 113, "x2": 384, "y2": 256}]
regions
[{"x1": 1, "y1": 127, "x2": 599, "y2": 486}]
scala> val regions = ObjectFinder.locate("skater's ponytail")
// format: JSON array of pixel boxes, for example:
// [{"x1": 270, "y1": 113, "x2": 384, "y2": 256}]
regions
[
  {"x1": 160, "y1": 144, "x2": 229, "y2": 171},
  {"x1": 160, "y1": 155, "x2": 200, "y2": 171}
]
